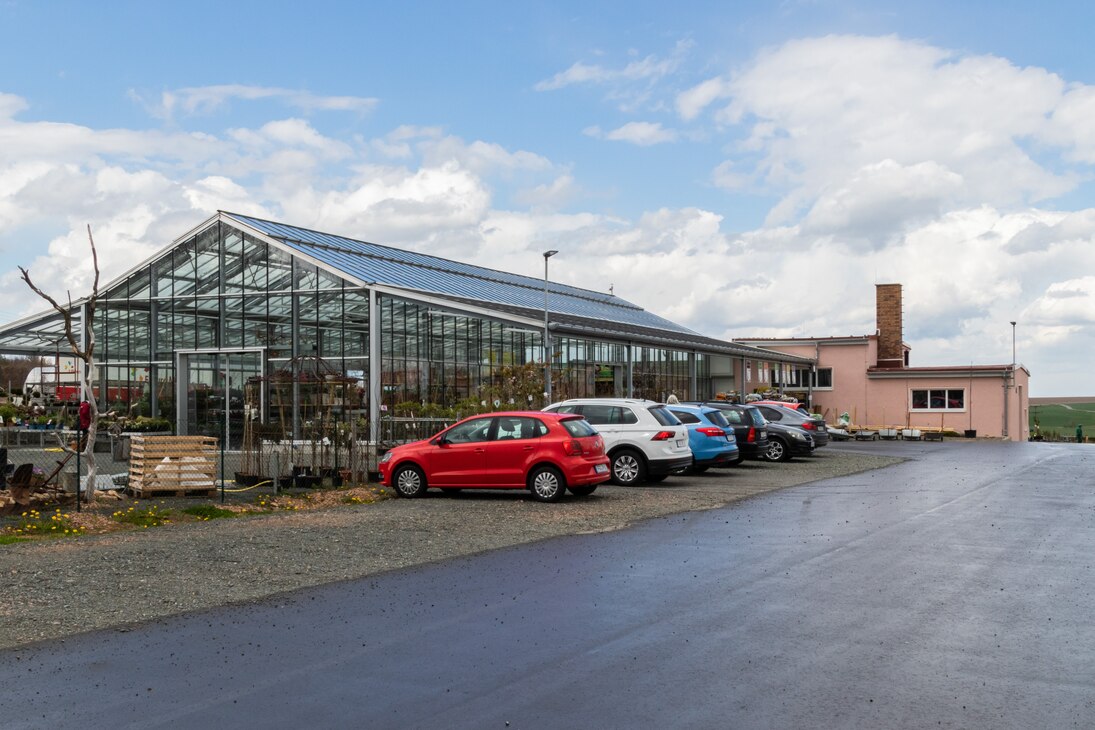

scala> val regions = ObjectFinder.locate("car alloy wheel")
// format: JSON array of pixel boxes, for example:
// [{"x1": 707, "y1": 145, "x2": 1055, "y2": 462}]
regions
[
  {"x1": 765, "y1": 439, "x2": 786, "y2": 462},
  {"x1": 529, "y1": 466, "x2": 566, "y2": 502},
  {"x1": 393, "y1": 465, "x2": 427, "y2": 497},
  {"x1": 611, "y1": 450, "x2": 646, "y2": 486}
]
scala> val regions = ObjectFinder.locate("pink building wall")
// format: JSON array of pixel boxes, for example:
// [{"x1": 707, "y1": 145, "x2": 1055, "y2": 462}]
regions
[
  {"x1": 735, "y1": 337, "x2": 1029, "y2": 440},
  {"x1": 733, "y1": 284, "x2": 1030, "y2": 441}
]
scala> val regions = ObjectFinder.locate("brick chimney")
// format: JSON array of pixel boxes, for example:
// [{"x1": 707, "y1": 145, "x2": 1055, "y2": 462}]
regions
[{"x1": 875, "y1": 284, "x2": 904, "y2": 369}]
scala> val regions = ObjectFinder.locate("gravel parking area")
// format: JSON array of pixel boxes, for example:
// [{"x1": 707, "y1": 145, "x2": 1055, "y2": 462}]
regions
[{"x1": 0, "y1": 448, "x2": 900, "y2": 650}]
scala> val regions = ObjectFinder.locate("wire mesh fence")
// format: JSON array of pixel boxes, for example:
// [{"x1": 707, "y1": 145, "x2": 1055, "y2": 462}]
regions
[{"x1": 1, "y1": 414, "x2": 461, "y2": 499}]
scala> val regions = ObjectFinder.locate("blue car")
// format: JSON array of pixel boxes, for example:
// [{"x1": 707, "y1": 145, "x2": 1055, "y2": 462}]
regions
[{"x1": 667, "y1": 404, "x2": 741, "y2": 473}]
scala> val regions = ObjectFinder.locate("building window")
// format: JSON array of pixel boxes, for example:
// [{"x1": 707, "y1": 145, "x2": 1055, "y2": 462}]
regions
[
  {"x1": 811, "y1": 367, "x2": 833, "y2": 390},
  {"x1": 911, "y1": 388, "x2": 965, "y2": 411}
]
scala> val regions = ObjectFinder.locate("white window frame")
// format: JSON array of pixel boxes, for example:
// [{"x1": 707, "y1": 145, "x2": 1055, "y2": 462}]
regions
[
  {"x1": 909, "y1": 388, "x2": 966, "y2": 412},
  {"x1": 811, "y1": 367, "x2": 833, "y2": 391}
]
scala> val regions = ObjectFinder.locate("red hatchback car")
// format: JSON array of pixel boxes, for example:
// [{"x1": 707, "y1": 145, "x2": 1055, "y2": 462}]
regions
[{"x1": 379, "y1": 411, "x2": 611, "y2": 502}]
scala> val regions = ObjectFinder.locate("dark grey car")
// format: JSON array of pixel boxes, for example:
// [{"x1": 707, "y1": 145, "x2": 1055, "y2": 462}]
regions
[{"x1": 752, "y1": 404, "x2": 830, "y2": 447}]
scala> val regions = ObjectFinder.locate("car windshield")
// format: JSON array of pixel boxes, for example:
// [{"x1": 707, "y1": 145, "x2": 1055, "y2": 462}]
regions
[
  {"x1": 649, "y1": 406, "x2": 682, "y2": 426},
  {"x1": 561, "y1": 417, "x2": 598, "y2": 437}
]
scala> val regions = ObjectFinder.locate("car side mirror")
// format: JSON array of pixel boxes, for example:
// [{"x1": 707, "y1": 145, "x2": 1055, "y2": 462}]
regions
[{"x1": 435, "y1": 436, "x2": 450, "y2": 446}]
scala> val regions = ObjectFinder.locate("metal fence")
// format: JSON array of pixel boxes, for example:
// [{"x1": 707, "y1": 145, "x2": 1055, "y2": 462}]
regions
[
  {"x1": 378, "y1": 416, "x2": 455, "y2": 446},
  {"x1": 1, "y1": 416, "x2": 461, "y2": 500}
]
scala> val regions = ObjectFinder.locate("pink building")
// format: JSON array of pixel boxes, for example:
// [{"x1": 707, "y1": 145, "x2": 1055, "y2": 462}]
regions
[{"x1": 735, "y1": 284, "x2": 1030, "y2": 441}]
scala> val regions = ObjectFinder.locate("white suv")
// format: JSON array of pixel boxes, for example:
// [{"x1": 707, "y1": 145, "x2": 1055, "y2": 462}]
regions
[{"x1": 543, "y1": 398, "x2": 692, "y2": 486}]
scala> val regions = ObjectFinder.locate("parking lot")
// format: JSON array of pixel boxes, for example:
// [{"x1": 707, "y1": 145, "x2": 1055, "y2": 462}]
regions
[{"x1": 3, "y1": 439, "x2": 1091, "y2": 728}]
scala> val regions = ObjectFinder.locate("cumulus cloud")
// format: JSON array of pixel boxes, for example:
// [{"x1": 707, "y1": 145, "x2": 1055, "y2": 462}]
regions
[
  {"x1": 512, "y1": 174, "x2": 578, "y2": 209},
  {"x1": 1022, "y1": 277, "x2": 1095, "y2": 325},
  {"x1": 800, "y1": 159, "x2": 964, "y2": 247},
  {"x1": 702, "y1": 35, "x2": 1074, "y2": 230}
]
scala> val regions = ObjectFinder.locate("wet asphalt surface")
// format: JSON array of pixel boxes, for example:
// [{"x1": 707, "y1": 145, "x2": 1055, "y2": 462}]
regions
[{"x1": 3, "y1": 440, "x2": 1094, "y2": 729}]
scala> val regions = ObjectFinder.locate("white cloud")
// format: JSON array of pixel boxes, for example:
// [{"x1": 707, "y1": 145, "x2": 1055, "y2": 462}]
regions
[
  {"x1": 512, "y1": 174, "x2": 578, "y2": 209},
  {"x1": 133, "y1": 84, "x2": 378, "y2": 120},
  {"x1": 705, "y1": 35, "x2": 1073, "y2": 229},
  {"x1": 801, "y1": 159, "x2": 964, "y2": 246},
  {"x1": 676, "y1": 77, "x2": 730, "y2": 121},
  {"x1": 535, "y1": 44, "x2": 687, "y2": 91},
  {"x1": 1022, "y1": 277, "x2": 1095, "y2": 326},
  {"x1": 585, "y1": 121, "x2": 677, "y2": 146},
  {"x1": 228, "y1": 118, "x2": 352, "y2": 160},
  {"x1": 534, "y1": 40, "x2": 692, "y2": 112}
]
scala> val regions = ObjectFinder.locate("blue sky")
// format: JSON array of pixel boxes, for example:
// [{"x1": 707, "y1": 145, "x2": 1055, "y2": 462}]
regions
[{"x1": 3, "y1": 1, "x2": 1095, "y2": 395}]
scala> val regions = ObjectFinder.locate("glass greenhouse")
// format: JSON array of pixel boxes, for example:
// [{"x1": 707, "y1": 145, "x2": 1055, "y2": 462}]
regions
[{"x1": 0, "y1": 212, "x2": 812, "y2": 447}]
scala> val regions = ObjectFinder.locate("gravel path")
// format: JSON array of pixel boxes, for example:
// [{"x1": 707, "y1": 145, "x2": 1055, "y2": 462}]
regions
[{"x1": 0, "y1": 449, "x2": 899, "y2": 650}]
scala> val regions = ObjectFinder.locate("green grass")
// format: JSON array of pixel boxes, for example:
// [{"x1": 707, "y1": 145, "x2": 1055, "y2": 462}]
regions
[
  {"x1": 1030, "y1": 401, "x2": 1095, "y2": 439},
  {"x1": 0, "y1": 535, "x2": 30, "y2": 545},
  {"x1": 181, "y1": 504, "x2": 239, "y2": 521},
  {"x1": 111, "y1": 504, "x2": 172, "y2": 528}
]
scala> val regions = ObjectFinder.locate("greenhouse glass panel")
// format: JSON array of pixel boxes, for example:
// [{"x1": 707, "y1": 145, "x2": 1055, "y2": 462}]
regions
[{"x1": 194, "y1": 225, "x2": 220, "y2": 295}]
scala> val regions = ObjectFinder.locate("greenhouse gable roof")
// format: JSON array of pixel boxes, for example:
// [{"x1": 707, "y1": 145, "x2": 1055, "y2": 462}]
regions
[{"x1": 223, "y1": 212, "x2": 698, "y2": 336}]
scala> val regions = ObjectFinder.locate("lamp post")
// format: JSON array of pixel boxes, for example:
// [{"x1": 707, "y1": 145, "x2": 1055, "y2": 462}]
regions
[
  {"x1": 1010, "y1": 321, "x2": 1016, "y2": 370},
  {"x1": 543, "y1": 250, "x2": 558, "y2": 403},
  {"x1": 1004, "y1": 320, "x2": 1016, "y2": 440}
]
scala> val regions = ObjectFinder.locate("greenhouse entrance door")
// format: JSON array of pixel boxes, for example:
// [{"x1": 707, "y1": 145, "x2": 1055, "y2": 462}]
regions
[{"x1": 176, "y1": 350, "x2": 265, "y2": 449}]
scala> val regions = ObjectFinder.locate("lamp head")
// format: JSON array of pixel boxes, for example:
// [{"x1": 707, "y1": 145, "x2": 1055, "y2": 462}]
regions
[{"x1": 543, "y1": 249, "x2": 559, "y2": 259}]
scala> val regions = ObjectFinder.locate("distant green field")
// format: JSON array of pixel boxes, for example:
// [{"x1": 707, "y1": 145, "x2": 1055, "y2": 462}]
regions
[{"x1": 1030, "y1": 402, "x2": 1095, "y2": 438}]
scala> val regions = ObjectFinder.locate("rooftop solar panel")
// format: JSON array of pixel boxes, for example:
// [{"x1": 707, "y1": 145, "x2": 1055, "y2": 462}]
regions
[{"x1": 225, "y1": 212, "x2": 697, "y2": 335}]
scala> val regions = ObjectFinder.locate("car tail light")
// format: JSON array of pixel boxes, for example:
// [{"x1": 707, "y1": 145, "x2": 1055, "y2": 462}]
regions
[
  {"x1": 697, "y1": 427, "x2": 725, "y2": 438},
  {"x1": 746, "y1": 426, "x2": 756, "y2": 443},
  {"x1": 801, "y1": 421, "x2": 816, "y2": 430},
  {"x1": 651, "y1": 430, "x2": 676, "y2": 441},
  {"x1": 562, "y1": 439, "x2": 584, "y2": 456}
]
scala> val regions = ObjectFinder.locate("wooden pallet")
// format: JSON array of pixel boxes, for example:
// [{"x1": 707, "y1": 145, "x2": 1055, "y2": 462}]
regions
[{"x1": 129, "y1": 435, "x2": 218, "y2": 496}]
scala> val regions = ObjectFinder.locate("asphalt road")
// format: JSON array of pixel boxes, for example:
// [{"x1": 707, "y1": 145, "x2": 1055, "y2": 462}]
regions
[{"x1": 3, "y1": 440, "x2": 1093, "y2": 729}]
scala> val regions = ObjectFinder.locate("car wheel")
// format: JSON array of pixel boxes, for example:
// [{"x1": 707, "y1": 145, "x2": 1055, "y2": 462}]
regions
[
  {"x1": 568, "y1": 484, "x2": 597, "y2": 497},
  {"x1": 392, "y1": 464, "x2": 428, "y2": 497},
  {"x1": 529, "y1": 465, "x2": 566, "y2": 502},
  {"x1": 765, "y1": 439, "x2": 789, "y2": 462},
  {"x1": 610, "y1": 450, "x2": 646, "y2": 486}
]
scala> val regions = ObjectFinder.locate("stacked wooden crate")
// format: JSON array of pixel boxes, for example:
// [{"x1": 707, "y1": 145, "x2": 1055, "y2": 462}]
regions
[{"x1": 129, "y1": 435, "x2": 218, "y2": 496}]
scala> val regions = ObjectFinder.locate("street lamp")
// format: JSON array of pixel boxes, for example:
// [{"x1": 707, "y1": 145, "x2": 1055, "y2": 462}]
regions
[
  {"x1": 1010, "y1": 321, "x2": 1017, "y2": 370},
  {"x1": 543, "y1": 250, "x2": 558, "y2": 403},
  {"x1": 1004, "y1": 320, "x2": 1017, "y2": 440}
]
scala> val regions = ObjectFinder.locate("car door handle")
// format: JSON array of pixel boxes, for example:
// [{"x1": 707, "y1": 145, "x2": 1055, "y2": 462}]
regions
[
  {"x1": 523, "y1": 445, "x2": 534, "y2": 451},
  {"x1": 474, "y1": 448, "x2": 486, "y2": 453}
]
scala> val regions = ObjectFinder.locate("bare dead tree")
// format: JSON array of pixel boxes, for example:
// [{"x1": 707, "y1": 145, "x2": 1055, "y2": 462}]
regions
[{"x1": 19, "y1": 225, "x2": 101, "y2": 501}]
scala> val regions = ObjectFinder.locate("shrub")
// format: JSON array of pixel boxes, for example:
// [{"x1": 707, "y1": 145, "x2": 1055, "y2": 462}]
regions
[{"x1": 128, "y1": 417, "x2": 172, "y2": 433}]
